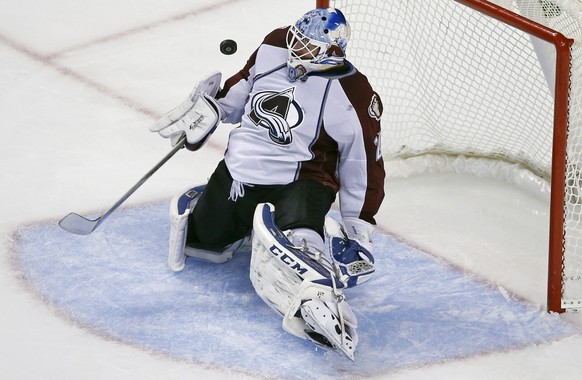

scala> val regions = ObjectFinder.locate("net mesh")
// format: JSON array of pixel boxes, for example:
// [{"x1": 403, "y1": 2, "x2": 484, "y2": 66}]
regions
[{"x1": 332, "y1": 0, "x2": 582, "y2": 309}]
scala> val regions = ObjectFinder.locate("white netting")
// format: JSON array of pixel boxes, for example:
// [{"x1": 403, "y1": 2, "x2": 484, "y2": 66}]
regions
[{"x1": 332, "y1": 0, "x2": 582, "y2": 310}]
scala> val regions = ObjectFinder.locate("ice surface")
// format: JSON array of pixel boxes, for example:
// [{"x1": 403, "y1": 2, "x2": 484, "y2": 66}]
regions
[
  {"x1": 12, "y1": 206, "x2": 574, "y2": 379},
  {"x1": 2, "y1": 0, "x2": 582, "y2": 379}
]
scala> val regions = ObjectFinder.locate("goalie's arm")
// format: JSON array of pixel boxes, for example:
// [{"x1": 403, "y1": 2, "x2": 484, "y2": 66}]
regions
[{"x1": 324, "y1": 75, "x2": 385, "y2": 226}]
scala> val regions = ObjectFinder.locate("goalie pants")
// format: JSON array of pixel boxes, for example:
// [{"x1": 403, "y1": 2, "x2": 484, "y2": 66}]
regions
[{"x1": 186, "y1": 160, "x2": 336, "y2": 250}]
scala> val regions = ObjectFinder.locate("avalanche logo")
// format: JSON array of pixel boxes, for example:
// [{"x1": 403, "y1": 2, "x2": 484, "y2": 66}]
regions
[
  {"x1": 368, "y1": 93, "x2": 382, "y2": 121},
  {"x1": 248, "y1": 87, "x2": 304, "y2": 145}
]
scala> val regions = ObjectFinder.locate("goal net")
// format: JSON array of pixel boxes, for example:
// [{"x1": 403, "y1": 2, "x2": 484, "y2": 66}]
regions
[{"x1": 328, "y1": 0, "x2": 582, "y2": 312}]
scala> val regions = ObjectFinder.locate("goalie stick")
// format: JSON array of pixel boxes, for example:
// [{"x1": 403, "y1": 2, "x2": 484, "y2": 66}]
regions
[
  {"x1": 59, "y1": 135, "x2": 186, "y2": 235},
  {"x1": 61, "y1": 72, "x2": 223, "y2": 235}
]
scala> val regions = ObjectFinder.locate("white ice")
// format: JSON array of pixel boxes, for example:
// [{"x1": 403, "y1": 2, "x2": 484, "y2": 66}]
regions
[{"x1": 0, "y1": 0, "x2": 580, "y2": 379}]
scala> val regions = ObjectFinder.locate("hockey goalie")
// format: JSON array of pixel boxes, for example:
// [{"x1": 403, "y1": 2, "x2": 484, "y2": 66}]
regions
[{"x1": 150, "y1": 7, "x2": 384, "y2": 360}]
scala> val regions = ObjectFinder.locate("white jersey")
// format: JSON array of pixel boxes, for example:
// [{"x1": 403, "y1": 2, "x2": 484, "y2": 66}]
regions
[{"x1": 216, "y1": 27, "x2": 385, "y2": 224}]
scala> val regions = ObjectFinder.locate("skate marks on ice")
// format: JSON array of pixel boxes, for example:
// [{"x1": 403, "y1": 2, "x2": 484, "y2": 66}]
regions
[{"x1": 12, "y1": 203, "x2": 574, "y2": 379}]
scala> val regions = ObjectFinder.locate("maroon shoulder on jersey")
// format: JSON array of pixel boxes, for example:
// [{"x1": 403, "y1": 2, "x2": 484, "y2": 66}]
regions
[{"x1": 261, "y1": 26, "x2": 289, "y2": 49}]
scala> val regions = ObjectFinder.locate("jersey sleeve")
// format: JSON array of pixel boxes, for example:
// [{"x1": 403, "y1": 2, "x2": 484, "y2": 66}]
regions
[{"x1": 327, "y1": 72, "x2": 385, "y2": 225}]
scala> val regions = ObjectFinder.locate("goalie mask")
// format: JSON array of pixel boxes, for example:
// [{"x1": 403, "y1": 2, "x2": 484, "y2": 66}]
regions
[{"x1": 286, "y1": 8, "x2": 351, "y2": 82}]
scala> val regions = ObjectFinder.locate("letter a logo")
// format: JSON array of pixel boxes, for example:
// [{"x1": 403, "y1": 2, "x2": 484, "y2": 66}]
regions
[{"x1": 249, "y1": 87, "x2": 304, "y2": 145}]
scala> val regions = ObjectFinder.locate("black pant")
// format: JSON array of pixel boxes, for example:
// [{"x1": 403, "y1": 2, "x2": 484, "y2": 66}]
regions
[{"x1": 187, "y1": 160, "x2": 336, "y2": 250}]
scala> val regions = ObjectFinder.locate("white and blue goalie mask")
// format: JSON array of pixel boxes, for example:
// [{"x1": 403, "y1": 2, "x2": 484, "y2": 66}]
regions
[{"x1": 286, "y1": 8, "x2": 351, "y2": 81}]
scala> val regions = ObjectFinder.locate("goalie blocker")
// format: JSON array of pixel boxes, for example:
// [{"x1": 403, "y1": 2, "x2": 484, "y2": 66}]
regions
[{"x1": 250, "y1": 202, "x2": 359, "y2": 360}]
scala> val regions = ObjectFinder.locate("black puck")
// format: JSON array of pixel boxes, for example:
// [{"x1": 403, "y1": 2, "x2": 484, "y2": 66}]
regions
[{"x1": 220, "y1": 39, "x2": 237, "y2": 55}]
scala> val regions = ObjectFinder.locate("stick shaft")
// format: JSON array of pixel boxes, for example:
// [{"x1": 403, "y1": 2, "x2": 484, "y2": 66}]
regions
[
  {"x1": 59, "y1": 136, "x2": 186, "y2": 234},
  {"x1": 100, "y1": 136, "x2": 186, "y2": 222}
]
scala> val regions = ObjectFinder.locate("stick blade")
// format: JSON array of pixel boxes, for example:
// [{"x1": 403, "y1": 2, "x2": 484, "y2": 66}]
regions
[{"x1": 59, "y1": 213, "x2": 100, "y2": 235}]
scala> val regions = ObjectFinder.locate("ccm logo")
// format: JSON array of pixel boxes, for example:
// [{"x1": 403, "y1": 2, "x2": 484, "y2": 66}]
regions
[{"x1": 270, "y1": 245, "x2": 308, "y2": 275}]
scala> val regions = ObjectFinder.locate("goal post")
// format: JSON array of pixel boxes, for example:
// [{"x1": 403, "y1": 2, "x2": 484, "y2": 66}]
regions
[
  {"x1": 452, "y1": 0, "x2": 574, "y2": 314},
  {"x1": 316, "y1": 0, "x2": 581, "y2": 313}
]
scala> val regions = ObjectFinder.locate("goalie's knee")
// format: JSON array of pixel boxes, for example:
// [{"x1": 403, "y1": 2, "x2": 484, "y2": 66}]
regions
[
  {"x1": 169, "y1": 184, "x2": 250, "y2": 270},
  {"x1": 286, "y1": 228, "x2": 324, "y2": 256}
]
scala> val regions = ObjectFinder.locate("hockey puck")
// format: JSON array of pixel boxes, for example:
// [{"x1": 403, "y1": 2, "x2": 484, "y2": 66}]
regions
[{"x1": 220, "y1": 39, "x2": 237, "y2": 55}]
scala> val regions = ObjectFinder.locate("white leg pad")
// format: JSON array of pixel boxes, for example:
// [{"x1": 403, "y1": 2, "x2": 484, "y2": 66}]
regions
[
  {"x1": 169, "y1": 212, "x2": 188, "y2": 271},
  {"x1": 168, "y1": 186, "x2": 204, "y2": 272},
  {"x1": 250, "y1": 203, "x2": 358, "y2": 360}
]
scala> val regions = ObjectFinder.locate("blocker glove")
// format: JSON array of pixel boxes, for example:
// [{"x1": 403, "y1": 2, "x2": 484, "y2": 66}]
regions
[
  {"x1": 325, "y1": 217, "x2": 376, "y2": 288},
  {"x1": 150, "y1": 72, "x2": 223, "y2": 150}
]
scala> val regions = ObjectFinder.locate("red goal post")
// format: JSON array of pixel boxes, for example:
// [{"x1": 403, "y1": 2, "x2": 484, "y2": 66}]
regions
[
  {"x1": 453, "y1": 1, "x2": 574, "y2": 314},
  {"x1": 315, "y1": 0, "x2": 581, "y2": 313}
]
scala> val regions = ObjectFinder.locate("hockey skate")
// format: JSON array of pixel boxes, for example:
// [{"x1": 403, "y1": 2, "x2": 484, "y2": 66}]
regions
[{"x1": 250, "y1": 202, "x2": 358, "y2": 360}]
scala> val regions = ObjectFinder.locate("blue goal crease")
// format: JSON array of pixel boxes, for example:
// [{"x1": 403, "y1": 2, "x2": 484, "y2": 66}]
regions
[{"x1": 13, "y1": 202, "x2": 575, "y2": 380}]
